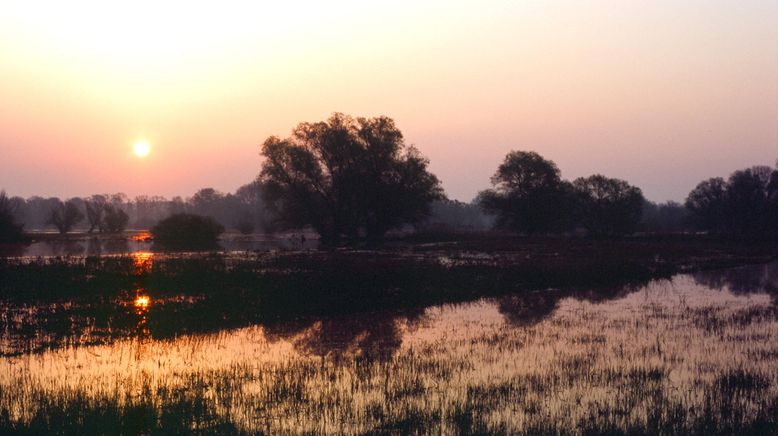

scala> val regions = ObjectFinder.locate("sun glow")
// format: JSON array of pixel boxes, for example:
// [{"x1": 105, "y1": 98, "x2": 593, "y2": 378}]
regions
[
  {"x1": 133, "y1": 141, "x2": 151, "y2": 158},
  {"x1": 134, "y1": 295, "x2": 150, "y2": 309}
]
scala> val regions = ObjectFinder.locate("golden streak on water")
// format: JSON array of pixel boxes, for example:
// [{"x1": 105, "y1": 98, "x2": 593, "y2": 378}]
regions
[
  {"x1": 134, "y1": 295, "x2": 150, "y2": 309},
  {"x1": 131, "y1": 251, "x2": 154, "y2": 274},
  {"x1": 131, "y1": 231, "x2": 152, "y2": 242}
]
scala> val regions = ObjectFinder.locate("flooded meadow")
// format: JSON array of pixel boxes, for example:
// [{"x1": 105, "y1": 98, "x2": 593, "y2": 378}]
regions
[{"x1": 1, "y1": 249, "x2": 777, "y2": 434}]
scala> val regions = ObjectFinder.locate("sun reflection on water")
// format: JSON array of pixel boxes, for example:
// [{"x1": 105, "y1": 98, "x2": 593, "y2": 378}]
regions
[
  {"x1": 131, "y1": 231, "x2": 152, "y2": 242},
  {"x1": 134, "y1": 295, "x2": 150, "y2": 310},
  {"x1": 131, "y1": 251, "x2": 154, "y2": 274}
]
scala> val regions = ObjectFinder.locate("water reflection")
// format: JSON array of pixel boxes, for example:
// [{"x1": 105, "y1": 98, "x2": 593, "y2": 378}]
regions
[
  {"x1": 134, "y1": 295, "x2": 151, "y2": 310},
  {"x1": 2, "y1": 233, "x2": 321, "y2": 258},
  {"x1": 264, "y1": 309, "x2": 427, "y2": 361},
  {"x1": 694, "y1": 262, "x2": 778, "y2": 303},
  {"x1": 42, "y1": 239, "x2": 85, "y2": 256},
  {"x1": 131, "y1": 251, "x2": 154, "y2": 274},
  {"x1": 3, "y1": 256, "x2": 778, "y2": 359},
  {"x1": 131, "y1": 231, "x2": 152, "y2": 242},
  {"x1": 3, "y1": 263, "x2": 778, "y2": 433},
  {"x1": 497, "y1": 282, "x2": 651, "y2": 328},
  {"x1": 497, "y1": 290, "x2": 561, "y2": 327}
]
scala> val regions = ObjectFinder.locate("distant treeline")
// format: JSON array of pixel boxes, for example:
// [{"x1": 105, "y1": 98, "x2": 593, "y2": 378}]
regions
[
  {"x1": 1, "y1": 182, "x2": 269, "y2": 234},
  {"x1": 476, "y1": 151, "x2": 776, "y2": 237},
  {"x1": 1, "y1": 113, "x2": 776, "y2": 241}
]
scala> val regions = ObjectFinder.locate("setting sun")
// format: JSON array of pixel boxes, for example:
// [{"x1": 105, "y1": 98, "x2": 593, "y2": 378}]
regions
[{"x1": 133, "y1": 141, "x2": 151, "y2": 158}]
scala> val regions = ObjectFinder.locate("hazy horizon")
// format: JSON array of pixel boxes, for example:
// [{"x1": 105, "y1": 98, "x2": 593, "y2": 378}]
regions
[{"x1": 1, "y1": 1, "x2": 776, "y2": 203}]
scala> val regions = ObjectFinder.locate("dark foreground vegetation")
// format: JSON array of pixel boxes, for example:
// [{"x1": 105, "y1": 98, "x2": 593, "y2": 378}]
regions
[{"x1": 1, "y1": 246, "x2": 778, "y2": 434}]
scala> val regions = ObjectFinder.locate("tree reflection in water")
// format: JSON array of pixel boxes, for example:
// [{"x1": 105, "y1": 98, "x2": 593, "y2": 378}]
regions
[
  {"x1": 3, "y1": 253, "x2": 778, "y2": 360},
  {"x1": 694, "y1": 261, "x2": 778, "y2": 303},
  {"x1": 264, "y1": 309, "x2": 427, "y2": 362},
  {"x1": 2, "y1": 259, "x2": 778, "y2": 433}
]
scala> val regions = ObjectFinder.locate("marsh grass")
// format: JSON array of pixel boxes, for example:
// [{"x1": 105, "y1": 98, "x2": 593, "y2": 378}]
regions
[
  {"x1": 1, "y1": 246, "x2": 778, "y2": 434},
  {"x1": 1, "y1": 270, "x2": 778, "y2": 434}
]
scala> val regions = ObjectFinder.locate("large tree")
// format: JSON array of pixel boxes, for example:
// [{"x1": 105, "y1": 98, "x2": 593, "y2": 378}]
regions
[
  {"x1": 259, "y1": 113, "x2": 443, "y2": 243},
  {"x1": 573, "y1": 174, "x2": 644, "y2": 236},
  {"x1": 477, "y1": 151, "x2": 574, "y2": 234},
  {"x1": 726, "y1": 166, "x2": 772, "y2": 235},
  {"x1": 84, "y1": 195, "x2": 107, "y2": 233},
  {"x1": 685, "y1": 177, "x2": 729, "y2": 233}
]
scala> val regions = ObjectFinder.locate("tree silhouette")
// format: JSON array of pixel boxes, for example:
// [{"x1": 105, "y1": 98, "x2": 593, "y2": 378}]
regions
[
  {"x1": 151, "y1": 213, "x2": 224, "y2": 246},
  {"x1": 686, "y1": 165, "x2": 778, "y2": 236},
  {"x1": 102, "y1": 205, "x2": 130, "y2": 233},
  {"x1": 477, "y1": 151, "x2": 574, "y2": 234},
  {"x1": 726, "y1": 166, "x2": 771, "y2": 235},
  {"x1": 685, "y1": 177, "x2": 729, "y2": 233},
  {"x1": 84, "y1": 195, "x2": 107, "y2": 233},
  {"x1": 573, "y1": 174, "x2": 644, "y2": 236},
  {"x1": 0, "y1": 191, "x2": 27, "y2": 243},
  {"x1": 47, "y1": 199, "x2": 84, "y2": 234},
  {"x1": 259, "y1": 113, "x2": 443, "y2": 243}
]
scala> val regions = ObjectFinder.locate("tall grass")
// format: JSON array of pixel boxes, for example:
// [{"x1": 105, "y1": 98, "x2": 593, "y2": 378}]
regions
[{"x1": 1, "y1": 273, "x2": 778, "y2": 434}]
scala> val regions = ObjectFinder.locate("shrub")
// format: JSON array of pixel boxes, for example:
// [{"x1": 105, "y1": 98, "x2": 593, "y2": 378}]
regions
[{"x1": 151, "y1": 213, "x2": 225, "y2": 246}]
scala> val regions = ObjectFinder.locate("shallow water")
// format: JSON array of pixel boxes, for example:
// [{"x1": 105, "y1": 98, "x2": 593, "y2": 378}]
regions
[
  {"x1": 0, "y1": 232, "x2": 319, "y2": 257},
  {"x1": 1, "y1": 260, "x2": 777, "y2": 433}
]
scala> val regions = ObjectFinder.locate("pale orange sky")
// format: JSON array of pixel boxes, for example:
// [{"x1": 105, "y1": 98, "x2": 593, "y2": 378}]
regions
[{"x1": 0, "y1": 1, "x2": 776, "y2": 202}]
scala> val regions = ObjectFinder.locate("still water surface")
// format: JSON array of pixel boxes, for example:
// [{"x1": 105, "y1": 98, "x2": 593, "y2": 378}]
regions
[
  {"x1": 1, "y1": 256, "x2": 777, "y2": 433},
  {"x1": 0, "y1": 232, "x2": 319, "y2": 257}
]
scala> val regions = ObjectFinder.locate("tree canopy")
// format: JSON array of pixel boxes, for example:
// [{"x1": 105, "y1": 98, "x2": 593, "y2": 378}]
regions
[
  {"x1": 479, "y1": 151, "x2": 644, "y2": 236},
  {"x1": 572, "y1": 174, "x2": 644, "y2": 236},
  {"x1": 477, "y1": 151, "x2": 574, "y2": 234},
  {"x1": 685, "y1": 165, "x2": 778, "y2": 236},
  {"x1": 259, "y1": 113, "x2": 443, "y2": 243}
]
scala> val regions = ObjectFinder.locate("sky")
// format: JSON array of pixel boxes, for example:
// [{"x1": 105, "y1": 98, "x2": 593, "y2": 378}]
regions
[{"x1": 0, "y1": 1, "x2": 776, "y2": 203}]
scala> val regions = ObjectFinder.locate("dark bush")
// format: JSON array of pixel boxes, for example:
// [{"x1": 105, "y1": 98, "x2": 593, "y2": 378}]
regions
[
  {"x1": 235, "y1": 217, "x2": 255, "y2": 235},
  {"x1": 151, "y1": 213, "x2": 225, "y2": 246},
  {"x1": 0, "y1": 191, "x2": 27, "y2": 243}
]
